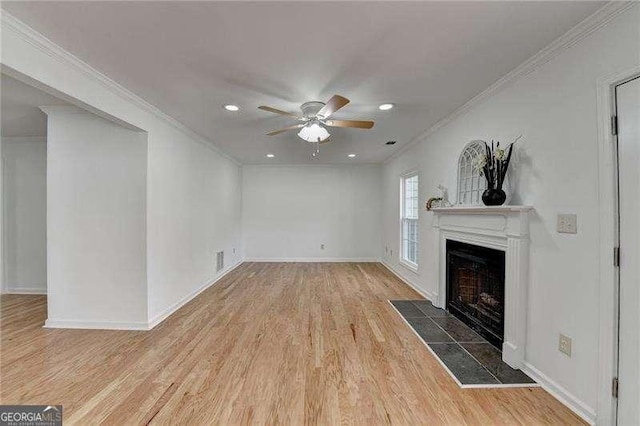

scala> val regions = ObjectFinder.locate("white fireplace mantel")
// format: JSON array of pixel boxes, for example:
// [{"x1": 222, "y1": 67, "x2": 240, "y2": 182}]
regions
[{"x1": 431, "y1": 205, "x2": 533, "y2": 369}]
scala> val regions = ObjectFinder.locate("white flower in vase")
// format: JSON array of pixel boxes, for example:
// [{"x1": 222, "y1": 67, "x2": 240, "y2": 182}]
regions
[{"x1": 473, "y1": 154, "x2": 487, "y2": 175}]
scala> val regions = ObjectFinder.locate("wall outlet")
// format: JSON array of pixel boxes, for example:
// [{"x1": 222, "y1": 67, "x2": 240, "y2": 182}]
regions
[
  {"x1": 557, "y1": 214, "x2": 577, "y2": 234},
  {"x1": 320, "y1": 244, "x2": 325, "y2": 250},
  {"x1": 559, "y1": 333, "x2": 572, "y2": 357}
]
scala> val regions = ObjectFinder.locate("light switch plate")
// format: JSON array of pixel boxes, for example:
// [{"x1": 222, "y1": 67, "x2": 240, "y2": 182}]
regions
[
  {"x1": 557, "y1": 214, "x2": 578, "y2": 234},
  {"x1": 559, "y1": 333, "x2": 572, "y2": 357}
]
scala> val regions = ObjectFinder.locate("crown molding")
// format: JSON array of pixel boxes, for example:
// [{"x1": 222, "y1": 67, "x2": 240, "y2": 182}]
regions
[
  {"x1": 38, "y1": 105, "x2": 93, "y2": 116},
  {"x1": 0, "y1": 10, "x2": 241, "y2": 166},
  {"x1": 383, "y1": 1, "x2": 636, "y2": 164}
]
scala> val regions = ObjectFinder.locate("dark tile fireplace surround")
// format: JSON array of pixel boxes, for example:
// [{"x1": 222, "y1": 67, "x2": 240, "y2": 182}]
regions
[{"x1": 446, "y1": 240, "x2": 505, "y2": 349}]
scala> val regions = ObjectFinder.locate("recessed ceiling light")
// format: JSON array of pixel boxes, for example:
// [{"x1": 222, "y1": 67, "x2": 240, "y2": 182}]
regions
[
  {"x1": 348, "y1": 153, "x2": 356, "y2": 158},
  {"x1": 223, "y1": 104, "x2": 240, "y2": 112},
  {"x1": 266, "y1": 153, "x2": 275, "y2": 158},
  {"x1": 378, "y1": 103, "x2": 394, "y2": 111}
]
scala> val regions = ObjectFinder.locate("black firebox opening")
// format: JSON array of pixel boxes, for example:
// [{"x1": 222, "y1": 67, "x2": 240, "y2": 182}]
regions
[{"x1": 446, "y1": 240, "x2": 505, "y2": 349}]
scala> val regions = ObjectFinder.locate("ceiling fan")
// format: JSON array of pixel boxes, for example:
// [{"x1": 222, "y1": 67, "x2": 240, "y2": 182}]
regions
[{"x1": 258, "y1": 95, "x2": 375, "y2": 147}]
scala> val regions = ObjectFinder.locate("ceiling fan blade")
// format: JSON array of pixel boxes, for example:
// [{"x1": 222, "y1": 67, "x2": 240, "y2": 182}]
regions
[
  {"x1": 325, "y1": 119, "x2": 375, "y2": 129},
  {"x1": 267, "y1": 124, "x2": 304, "y2": 136},
  {"x1": 258, "y1": 105, "x2": 303, "y2": 119},
  {"x1": 317, "y1": 95, "x2": 350, "y2": 118}
]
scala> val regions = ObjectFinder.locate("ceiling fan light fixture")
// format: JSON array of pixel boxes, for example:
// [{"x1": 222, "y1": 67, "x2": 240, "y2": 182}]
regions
[
  {"x1": 378, "y1": 103, "x2": 394, "y2": 111},
  {"x1": 297, "y1": 122, "x2": 330, "y2": 143}
]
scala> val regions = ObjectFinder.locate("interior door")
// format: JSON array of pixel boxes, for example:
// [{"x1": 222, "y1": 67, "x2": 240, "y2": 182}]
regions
[{"x1": 616, "y1": 76, "x2": 640, "y2": 426}]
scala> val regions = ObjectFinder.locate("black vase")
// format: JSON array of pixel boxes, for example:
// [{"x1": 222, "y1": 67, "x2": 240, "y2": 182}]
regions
[{"x1": 482, "y1": 188, "x2": 506, "y2": 206}]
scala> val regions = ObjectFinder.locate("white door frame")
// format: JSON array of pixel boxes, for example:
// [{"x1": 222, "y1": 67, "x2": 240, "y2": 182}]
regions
[{"x1": 596, "y1": 66, "x2": 640, "y2": 425}]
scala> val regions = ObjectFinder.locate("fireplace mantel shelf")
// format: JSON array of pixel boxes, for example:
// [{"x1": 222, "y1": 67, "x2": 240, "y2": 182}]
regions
[{"x1": 431, "y1": 205, "x2": 533, "y2": 214}]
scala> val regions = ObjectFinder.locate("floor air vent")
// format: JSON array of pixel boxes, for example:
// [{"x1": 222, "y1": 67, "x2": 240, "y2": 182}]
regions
[{"x1": 216, "y1": 251, "x2": 224, "y2": 272}]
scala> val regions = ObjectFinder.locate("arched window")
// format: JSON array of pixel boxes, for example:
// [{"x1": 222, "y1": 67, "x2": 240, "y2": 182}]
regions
[{"x1": 457, "y1": 140, "x2": 487, "y2": 205}]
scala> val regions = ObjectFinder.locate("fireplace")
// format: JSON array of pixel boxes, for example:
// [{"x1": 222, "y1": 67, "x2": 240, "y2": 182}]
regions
[
  {"x1": 433, "y1": 206, "x2": 531, "y2": 368},
  {"x1": 446, "y1": 240, "x2": 505, "y2": 349}
]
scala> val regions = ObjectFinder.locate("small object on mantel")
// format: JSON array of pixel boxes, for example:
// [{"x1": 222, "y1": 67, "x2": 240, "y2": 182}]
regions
[
  {"x1": 426, "y1": 197, "x2": 443, "y2": 211},
  {"x1": 474, "y1": 136, "x2": 522, "y2": 206},
  {"x1": 427, "y1": 184, "x2": 453, "y2": 211},
  {"x1": 437, "y1": 184, "x2": 452, "y2": 207}
]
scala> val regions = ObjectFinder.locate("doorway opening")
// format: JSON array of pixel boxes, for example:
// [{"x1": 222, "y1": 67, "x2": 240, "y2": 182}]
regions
[{"x1": 0, "y1": 74, "x2": 69, "y2": 314}]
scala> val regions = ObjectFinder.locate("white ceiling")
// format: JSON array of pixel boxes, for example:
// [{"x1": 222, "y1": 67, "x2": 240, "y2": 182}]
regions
[
  {"x1": 1, "y1": 74, "x2": 69, "y2": 138},
  {"x1": 1, "y1": 1, "x2": 604, "y2": 163}
]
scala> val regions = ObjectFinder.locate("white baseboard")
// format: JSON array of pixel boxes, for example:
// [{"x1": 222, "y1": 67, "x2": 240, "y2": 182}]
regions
[
  {"x1": 521, "y1": 362, "x2": 596, "y2": 425},
  {"x1": 146, "y1": 260, "x2": 243, "y2": 329},
  {"x1": 3, "y1": 287, "x2": 47, "y2": 295},
  {"x1": 44, "y1": 262, "x2": 244, "y2": 331},
  {"x1": 244, "y1": 257, "x2": 380, "y2": 263},
  {"x1": 380, "y1": 260, "x2": 437, "y2": 302},
  {"x1": 44, "y1": 319, "x2": 148, "y2": 331}
]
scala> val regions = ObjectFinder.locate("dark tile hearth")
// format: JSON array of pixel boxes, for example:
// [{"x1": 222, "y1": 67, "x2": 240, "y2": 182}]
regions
[
  {"x1": 392, "y1": 300, "x2": 425, "y2": 318},
  {"x1": 461, "y1": 342, "x2": 535, "y2": 384},
  {"x1": 391, "y1": 300, "x2": 536, "y2": 387},
  {"x1": 412, "y1": 300, "x2": 450, "y2": 318},
  {"x1": 431, "y1": 317, "x2": 486, "y2": 343},
  {"x1": 429, "y1": 343, "x2": 499, "y2": 385},
  {"x1": 406, "y1": 317, "x2": 453, "y2": 343}
]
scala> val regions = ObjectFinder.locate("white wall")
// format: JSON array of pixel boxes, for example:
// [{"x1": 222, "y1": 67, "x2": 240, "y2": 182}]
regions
[
  {"x1": 381, "y1": 6, "x2": 640, "y2": 421},
  {"x1": 1, "y1": 137, "x2": 46, "y2": 294},
  {"x1": 45, "y1": 107, "x2": 148, "y2": 327},
  {"x1": 147, "y1": 130, "x2": 243, "y2": 323},
  {"x1": 2, "y1": 16, "x2": 243, "y2": 328},
  {"x1": 243, "y1": 165, "x2": 381, "y2": 261}
]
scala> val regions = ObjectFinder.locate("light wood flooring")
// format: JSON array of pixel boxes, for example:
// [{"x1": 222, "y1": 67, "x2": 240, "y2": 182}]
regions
[{"x1": 1, "y1": 262, "x2": 584, "y2": 424}]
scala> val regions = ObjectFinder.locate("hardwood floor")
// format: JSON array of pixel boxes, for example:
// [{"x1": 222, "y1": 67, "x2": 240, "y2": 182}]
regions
[{"x1": 1, "y1": 262, "x2": 584, "y2": 424}]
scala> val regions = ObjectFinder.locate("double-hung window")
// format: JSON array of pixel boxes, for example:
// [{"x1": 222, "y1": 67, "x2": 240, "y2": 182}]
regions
[{"x1": 401, "y1": 173, "x2": 419, "y2": 269}]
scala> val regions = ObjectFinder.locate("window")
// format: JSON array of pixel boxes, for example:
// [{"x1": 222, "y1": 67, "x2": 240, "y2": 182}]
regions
[
  {"x1": 457, "y1": 140, "x2": 487, "y2": 205},
  {"x1": 401, "y1": 173, "x2": 419, "y2": 269}
]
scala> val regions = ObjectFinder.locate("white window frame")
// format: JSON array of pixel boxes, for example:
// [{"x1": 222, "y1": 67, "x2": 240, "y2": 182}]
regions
[
  {"x1": 457, "y1": 140, "x2": 487, "y2": 205},
  {"x1": 400, "y1": 171, "x2": 419, "y2": 271}
]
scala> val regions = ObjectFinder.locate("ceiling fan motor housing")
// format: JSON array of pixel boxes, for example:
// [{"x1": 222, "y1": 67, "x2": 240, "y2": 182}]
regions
[{"x1": 300, "y1": 101, "x2": 326, "y2": 119}]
